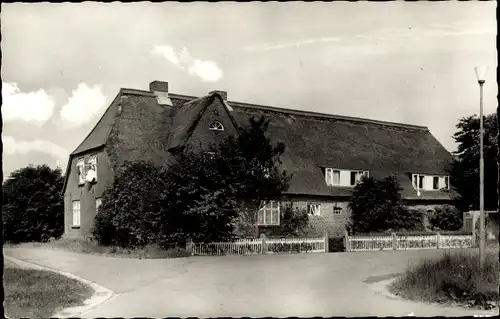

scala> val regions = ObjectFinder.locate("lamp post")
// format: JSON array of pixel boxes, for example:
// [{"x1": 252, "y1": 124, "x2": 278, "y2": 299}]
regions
[{"x1": 475, "y1": 66, "x2": 487, "y2": 269}]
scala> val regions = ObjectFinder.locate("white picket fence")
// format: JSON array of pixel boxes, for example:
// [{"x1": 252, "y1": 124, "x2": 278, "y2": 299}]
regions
[
  {"x1": 345, "y1": 231, "x2": 473, "y2": 252},
  {"x1": 191, "y1": 234, "x2": 328, "y2": 256}
]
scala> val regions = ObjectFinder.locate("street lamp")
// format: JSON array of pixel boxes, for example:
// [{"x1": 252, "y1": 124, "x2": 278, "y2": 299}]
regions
[{"x1": 475, "y1": 66, "x2": 487, "y2": 269}]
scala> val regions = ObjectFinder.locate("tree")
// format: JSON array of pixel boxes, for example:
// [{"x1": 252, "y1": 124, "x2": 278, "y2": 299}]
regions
[
  {"x1": 348, "y1": 176, "x2": 424, "y2": 233},
  {"x1": 449, "y1": 113, "x2": 498, "y2": 212},
  {"x1": 2, "y1": 165, "x2": 64, "y2": 243}
]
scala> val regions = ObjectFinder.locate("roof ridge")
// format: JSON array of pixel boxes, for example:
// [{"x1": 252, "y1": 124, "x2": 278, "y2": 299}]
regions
[
  {"x1": 229, "y1": 101, "x2": 428, "y2": 131},
  {"x1": 120, "y1": 87, "x2": 427, "y2": 131}
]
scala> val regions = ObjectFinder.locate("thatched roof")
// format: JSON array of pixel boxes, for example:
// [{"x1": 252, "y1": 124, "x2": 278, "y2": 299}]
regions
[
  {"x1": 63, "y1": 85, "x2": 457, "y2": 201},
  {"x1": 227, "y1": 103, "x2": 456, "y2": 201}
]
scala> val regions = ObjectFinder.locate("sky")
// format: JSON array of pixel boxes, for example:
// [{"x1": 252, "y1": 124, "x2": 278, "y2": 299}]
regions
[{"x1": 1, "y1": 1, "x2": 498, "y2": 179}]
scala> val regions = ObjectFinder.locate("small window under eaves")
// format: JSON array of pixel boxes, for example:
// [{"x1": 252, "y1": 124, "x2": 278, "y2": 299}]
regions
[{"x1": 209, "y1": 121, "x2": 224, "y2": 131}]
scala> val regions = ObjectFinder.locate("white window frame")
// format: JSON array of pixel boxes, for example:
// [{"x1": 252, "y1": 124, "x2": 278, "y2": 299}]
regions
[
  {"x1": 257, "y1": 200, "x2": 280, "y2": 226},
  {"x1": 72, "y1": 200, "x2": 81, "y2": 227},
  {"x1": 96, "y1": 198, "x2": 102, "y2": 212},
  {"x1": 77, "y1": 158, "x2": 85, "y2": 185},
  {"x1": 325, "y1": 168, "x2": 341, "y2": 186},
  {"x1": 308, "y1": 203, "x2": 321, "y2": 216},
  {"x1": 333, "y1": 206, "x2": 343, "y2": 215},
  {"x1": 208, "y1": 121, "x2": 224, "y2": 131}
]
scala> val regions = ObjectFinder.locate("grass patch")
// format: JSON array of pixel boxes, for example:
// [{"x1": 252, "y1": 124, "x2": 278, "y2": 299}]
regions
[
  {"x1": 4, "y1": 265, "x2": 94, "y2": 318},
  {"x1": 6, "y1": 237, "x2": 192, "y2": 259},
  {"x1": 389, "y1": 250, "x2": 499, "y2": 309}
]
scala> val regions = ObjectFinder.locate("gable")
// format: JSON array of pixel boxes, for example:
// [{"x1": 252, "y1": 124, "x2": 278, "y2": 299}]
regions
[{"x1": 186, "y1": 95, "x2": 239, "y2": 151}]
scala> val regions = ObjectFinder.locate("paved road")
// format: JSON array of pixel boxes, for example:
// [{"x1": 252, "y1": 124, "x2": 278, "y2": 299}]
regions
[{"x1": 4, "y1": 247, "x2": 498, "y2": 317}]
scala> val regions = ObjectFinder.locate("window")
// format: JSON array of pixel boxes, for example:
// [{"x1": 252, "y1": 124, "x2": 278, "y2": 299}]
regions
[
  {"x1": 209, "y1": 121, "x2": 224, "y2": 131},
  {"x1": 77, "y1": 158, "x2": 85, "y2": 185},
  {"x1": 308, "y1": 203, "x2": 321, "y2": 216},
  {"x1": 418, "y1": 175, "x2": 424, "y2": 189},
  {"x1": 333, "y1": 206, "x2": 342, "y2": 215},
  {"x1": 433, "y1": 176, "x2": 439, "y2": 190},
  {"x1": 350, "y1": 171, "x2": 368, "y2": 186},
  {"x1": 444, "y1": 176, "x2": 450, "y2": 190},
  {"x1": 96, "y1": 198, "x2": 102, "y2": 212},
  {"x1": 257, "y1": 201, "x2": 280, "y2": 226},
  {"x1": 72, "y1": 200, "x2": 81, "y2": 227},
  {"x1": 86, "y1": 155, "x2": 98, "y2": 183},
  {"x1": 325, "y1": 168, "x2": 340, "y2": 186}
]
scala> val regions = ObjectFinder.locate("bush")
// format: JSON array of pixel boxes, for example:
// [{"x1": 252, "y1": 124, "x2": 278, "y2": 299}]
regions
[
  {"x1": 389, "y1": 251, "x2": 499, "y2": 309},
  {"x1": 2, "y1": 165, "x2": 64, "y2": 243},
  {"x1": 328, "y1": 237, "x2": 345, "y2": 252},
  {"x1": 92, "y1": 161, "x2": 168, "y2": 248},
  {"x1": 429, "y1": 205, "x2": 463, "y2": 231}
]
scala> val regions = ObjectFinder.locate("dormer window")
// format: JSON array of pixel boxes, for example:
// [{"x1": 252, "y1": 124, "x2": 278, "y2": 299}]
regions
[
  {"x1": 412, "y1": 174, "x2": 450, "y2": 191},
  {"x1": 325, "y1": 168, "x2": 368, "y2": 187},
  {"x1": 209, "y1": 121, "x2": 224, "y2": 131}
]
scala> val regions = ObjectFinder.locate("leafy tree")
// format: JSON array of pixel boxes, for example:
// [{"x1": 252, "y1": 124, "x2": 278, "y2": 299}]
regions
[
  {"x1": 449, "y1": 113, "x2": 498, "y2": 212},
  {"x1": 348, "y1": 176, "x2": 424, "y2": 233},
  {"x1": 429, "y1": 205, "x2": 462, "y2": 231},
  {"x1": 92, "y1": 161, "x2": 168, "y2": 248},
  {"x1": 2, "y1": 165, "x2": 64, "y2": 243}
]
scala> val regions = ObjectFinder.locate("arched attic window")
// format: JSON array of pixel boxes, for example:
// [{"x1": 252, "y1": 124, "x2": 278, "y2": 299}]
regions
[{"x1": 209, "y1": 121, "x2": 224, "y2": 131}]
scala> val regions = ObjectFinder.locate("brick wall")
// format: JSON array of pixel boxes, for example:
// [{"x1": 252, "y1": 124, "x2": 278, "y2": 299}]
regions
[{"x1": 252, "y1": 197, "x2": 351, "y2": 238}]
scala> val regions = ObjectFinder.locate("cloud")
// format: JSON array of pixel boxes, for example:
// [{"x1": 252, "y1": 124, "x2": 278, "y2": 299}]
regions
[
  {"x1": 152, "y1": 45, "x2": 223, "y2": 82},
  {"x1": 1, "y1": 82, "x2": 56, "y2": 125},
  {"x1": 59, "y1": 83, "x2": 107, "y2": 129},
  {"x1": 241, "y1": 36, "x2": 342, "y2": 51},
  {"x1": 2, "y1": 135, "x2": 68, "y2": 166}
]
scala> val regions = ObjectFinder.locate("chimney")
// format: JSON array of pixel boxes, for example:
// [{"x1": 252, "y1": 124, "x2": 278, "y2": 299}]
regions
[
  {"x1": 149, "y1": 81, "x2": 169, "y2": 93},
  {"x1": 209, "y1": 90, "x2": 228, "y2": 101},
  {"x1": 149, "y1": 81, "x2": 173, "y2": 106}
]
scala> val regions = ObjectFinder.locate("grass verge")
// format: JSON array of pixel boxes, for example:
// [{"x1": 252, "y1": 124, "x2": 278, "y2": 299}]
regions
[
  {"x1": 6, "y1": 237, "x2": 192, "y2": 259},
  {"x1": 4, "y1": 264, "x2": 94, "y2": 318},
  {"x1": 389, "y1": 250, "x2": 499, "y2": 310}
]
